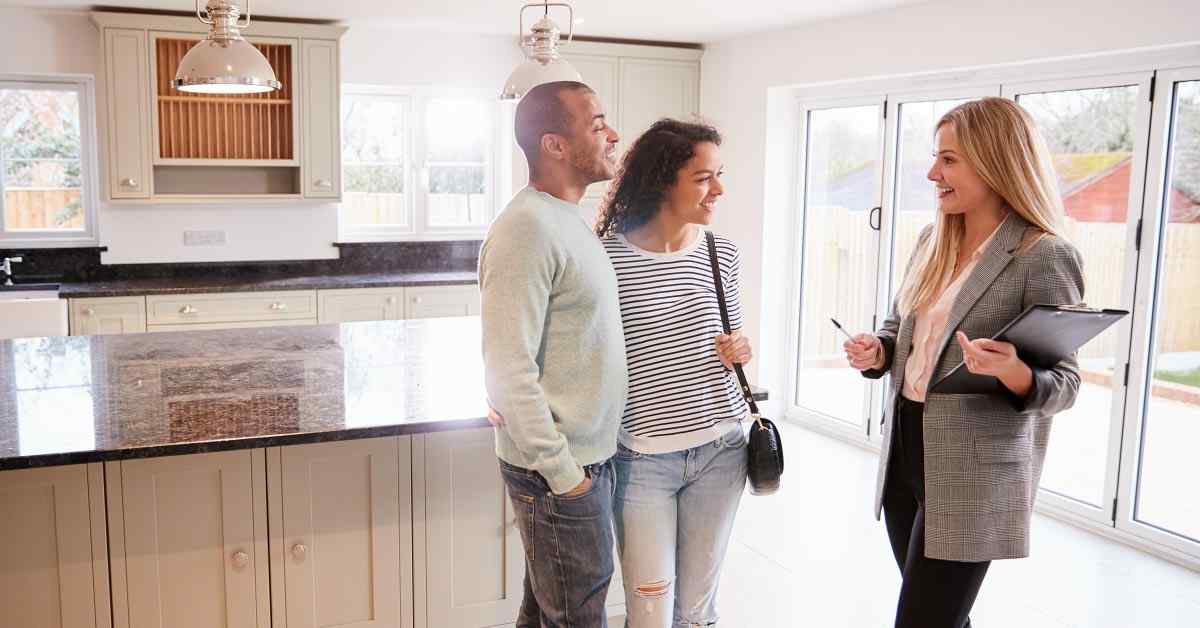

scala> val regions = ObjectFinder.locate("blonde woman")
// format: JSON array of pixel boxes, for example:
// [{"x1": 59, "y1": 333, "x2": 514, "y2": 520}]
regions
[{"x1": 843, "y1": 97, "x2": 1085, "y2": 628}]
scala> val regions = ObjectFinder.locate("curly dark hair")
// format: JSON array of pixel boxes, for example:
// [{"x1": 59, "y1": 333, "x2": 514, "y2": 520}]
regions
[{"x1": 594, "y1": 118, "x2": 722, "y2": 237}]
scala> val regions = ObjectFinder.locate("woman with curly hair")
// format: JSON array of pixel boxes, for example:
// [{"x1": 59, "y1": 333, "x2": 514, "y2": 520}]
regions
[{"x1": 597, "y1": 118, "x2": 753, "y2": 628}]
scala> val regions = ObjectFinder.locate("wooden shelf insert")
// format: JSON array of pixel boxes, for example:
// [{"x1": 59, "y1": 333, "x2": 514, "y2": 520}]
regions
[{"x1": 155, "y1": 38, "x2": 295, "y2": 161}]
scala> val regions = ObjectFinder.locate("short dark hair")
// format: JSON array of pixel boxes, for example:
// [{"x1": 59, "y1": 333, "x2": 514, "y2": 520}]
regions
[
  {"x1": 514, "y1": 81, "x2": 594, "y2": 171},
  {"x1": 595, "y1": 118, "x2": 722, "y2": 237}
]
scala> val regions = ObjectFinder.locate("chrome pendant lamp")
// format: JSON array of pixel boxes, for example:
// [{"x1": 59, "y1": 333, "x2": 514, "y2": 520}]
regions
[
  {"x1": 499, "y1": 2, "x2": 582, "y2": 101},
  {"x1": 173, "y1": 0, "x2": 282, "y2": 94}
]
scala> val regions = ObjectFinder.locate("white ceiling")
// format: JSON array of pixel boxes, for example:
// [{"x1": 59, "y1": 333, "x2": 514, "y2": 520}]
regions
[{"x1": 4, "y1": 0, "x2": 927, "y2": 43}]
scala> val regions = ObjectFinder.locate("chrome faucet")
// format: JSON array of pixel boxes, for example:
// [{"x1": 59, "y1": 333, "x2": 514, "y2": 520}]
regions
[{"x1": 1, "y1": 256, "x2": 22, "y2": 285}]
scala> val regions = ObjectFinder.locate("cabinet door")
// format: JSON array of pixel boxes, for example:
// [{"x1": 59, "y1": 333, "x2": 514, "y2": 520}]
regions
[
  {"x1": 420, "y1": 428, "x2": 524, "y2": 628},
  {"x1": 317, "y1": 288, "x2": 404, "y2": 324},
  {"x1": 104, "y1": 28, "x2": 152, "y2": 199},
  {"x1": 618, "y1": 59, "x2": 700, "y2": 143},
  {"x1": 70, "y1": 297, "x2": 147, "y2": 336},
  {"x1": 302, "y1": 38, "x2": 341, "y2": 199},
  {"x1": 278, "y1": 437, "x2": 412, "y2": 628},
  {"x1": 109, "y1": 450, "x2": 269, "y2": 628},
  {"x1": 567, "y1": 55, "x2": 620, "y2": 201},
  {"x1": 404, "y1": 285, "x2": 480, "y2": 319},
  {"x1": 0, "y1": 464, "x2": 107, "y2": 628}
]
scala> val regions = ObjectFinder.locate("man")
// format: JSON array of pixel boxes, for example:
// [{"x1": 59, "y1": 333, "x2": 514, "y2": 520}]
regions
[{"x1": 479, "y1": 81, "x2": 627, "y2": 627}]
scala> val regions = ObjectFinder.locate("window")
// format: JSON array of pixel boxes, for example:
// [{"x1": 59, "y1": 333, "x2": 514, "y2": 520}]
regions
[
  {"x1": 340, "y1": 86, "x2": 506, "y2": 240},
  {"x1": 0, "y1": 76, "x2": 98, "y2": 246}
]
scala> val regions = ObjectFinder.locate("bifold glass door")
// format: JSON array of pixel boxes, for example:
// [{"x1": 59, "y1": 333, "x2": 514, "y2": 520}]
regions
[{"x1": 792, "y1": 99, "x2": 884, "y2": 437}]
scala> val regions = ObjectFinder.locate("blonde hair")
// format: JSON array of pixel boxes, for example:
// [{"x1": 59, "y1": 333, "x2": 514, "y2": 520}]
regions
[{"x1": 897, "y1": 97, "x2": 1066, "y2": 316}]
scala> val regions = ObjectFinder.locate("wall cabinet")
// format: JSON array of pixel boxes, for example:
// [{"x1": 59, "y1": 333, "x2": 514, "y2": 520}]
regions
[
  {"x1": 565, "y1": 42, "x2": 702, "y2": 205},
  {"x1": 92, "y1": 12, "x2": 346, "y2": 202},
  {"x1": 0, "y1": 463, "x2": 109, "y2": 628}
]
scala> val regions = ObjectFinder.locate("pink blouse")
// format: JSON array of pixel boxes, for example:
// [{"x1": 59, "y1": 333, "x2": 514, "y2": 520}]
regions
[{"x1": 898, "y1": 226, "x2": 1001, "y2": 402}]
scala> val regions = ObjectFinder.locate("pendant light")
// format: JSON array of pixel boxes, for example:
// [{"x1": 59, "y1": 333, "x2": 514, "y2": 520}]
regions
[
  {"x1": 499, "y1": 2, "x2": 582, "y2": 101},
  {"x1": 173, "y1": 0, "x2": 282, "y2": 94}
]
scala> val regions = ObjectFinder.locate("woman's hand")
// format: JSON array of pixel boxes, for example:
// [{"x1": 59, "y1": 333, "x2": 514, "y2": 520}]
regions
[
  {"x1": 487, "y1": 405, "x2": 505, "y2": 427},
  {"x1": 844, "y1": 333, "x2": 884, "y2": 371},
  {"x1": 716, "y1": 332, "x2": 753, "y2": 369},
  {"x1": 955, "y1": 331, "x2": 1034, "y2": 397}
]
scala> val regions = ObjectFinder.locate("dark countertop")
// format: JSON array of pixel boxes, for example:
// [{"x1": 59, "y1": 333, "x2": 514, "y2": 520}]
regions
[
  {"x1": 56, "y1": 270, "x2": 479, "y2": 298},
  {"x1": 0, "y1": 317, "x2": 768, "y2": 471}
]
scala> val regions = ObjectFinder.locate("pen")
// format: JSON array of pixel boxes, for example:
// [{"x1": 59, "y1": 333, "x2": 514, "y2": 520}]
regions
[{"x1": 830, "y1": 318, "x2": 854, "y2": 341}]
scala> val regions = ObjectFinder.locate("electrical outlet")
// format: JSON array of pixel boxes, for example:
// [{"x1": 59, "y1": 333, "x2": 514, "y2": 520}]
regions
[{"x1": 183, "y1": 230, "x2": 226, "y2": 246}]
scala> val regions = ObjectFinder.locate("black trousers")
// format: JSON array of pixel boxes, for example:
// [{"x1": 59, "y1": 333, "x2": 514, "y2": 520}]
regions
[{"x1": 882, "y1": 396, "x2": 991, "y2": 628}]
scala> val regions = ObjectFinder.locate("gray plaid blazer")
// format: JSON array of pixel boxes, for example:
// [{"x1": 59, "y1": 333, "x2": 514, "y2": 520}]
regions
[{"x1": 864, "y1": 212, "x2": 1085, "y2": 562}]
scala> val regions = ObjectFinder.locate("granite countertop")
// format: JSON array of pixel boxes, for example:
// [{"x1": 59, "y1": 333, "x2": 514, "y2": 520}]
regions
[
  {"x1": 56, "y1": 270, "x2": 479, "y2": 298},
  {"x1": 0, "y1": 317, "x2": 769, "y2": 471}
]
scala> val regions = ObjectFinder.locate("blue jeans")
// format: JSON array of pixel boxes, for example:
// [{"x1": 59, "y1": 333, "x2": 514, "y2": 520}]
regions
[
  {"x1": 612, "y1": 427, "x2": 748, "y2": 628},
  {"x1": 500, "y1": 458, "x2": 616, "y2": 628}
]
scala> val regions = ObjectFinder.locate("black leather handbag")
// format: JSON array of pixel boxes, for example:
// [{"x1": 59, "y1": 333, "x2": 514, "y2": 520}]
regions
[{"x1": 705, "y1": 232, "x2": 784, "y2": 496}]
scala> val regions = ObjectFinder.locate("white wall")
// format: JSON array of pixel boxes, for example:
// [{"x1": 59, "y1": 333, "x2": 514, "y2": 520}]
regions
[
  {"x1": 700, "y1": 0, "x2": 1200, "y2": 410},
  {"x1": 0, "y1": 8, "x2": 522, "y2": 263}
]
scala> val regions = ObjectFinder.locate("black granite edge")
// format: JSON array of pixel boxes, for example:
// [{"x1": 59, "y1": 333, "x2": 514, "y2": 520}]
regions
[
  {"x1": 0, "y1": 416, "x2": 493, "y2": 472},
  {"x1": 0, "y1": 390, "x2": 768, "y2": 471},
  {"x1": 56, "y1": 271, "x2": 479, "y2": 298}
]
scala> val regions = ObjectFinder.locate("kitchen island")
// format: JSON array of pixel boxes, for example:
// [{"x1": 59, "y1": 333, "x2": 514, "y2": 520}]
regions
[{"x1": 0, "y1": 317, "x2": 766, "y2": 628}]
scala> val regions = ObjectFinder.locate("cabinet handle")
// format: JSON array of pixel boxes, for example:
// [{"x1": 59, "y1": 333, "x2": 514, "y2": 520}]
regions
[
  {"x1": 291, "y1": 543, "x2": 308, "y2": 560},
  {"x1": 412, "y1": 297, "x2": 423, "y2": 304},
  {"x1": 179, "y1": 305, "x2": 199, "y2": 315},
  {"x1": 269, "y1": 302, "x2": 288, "y2": 311},
  {"x1": 82, "y1": 307, "x2": 96, "y2": 316},
  {"x1": 120, "y1": 177, "x2": 138, "y2": 188},
  {"x1": 231, "y1": 550, "x2": 250, "y2": 568},
  {"x1": 313, "y1": 179, "x2": 333, "y2": 189}
]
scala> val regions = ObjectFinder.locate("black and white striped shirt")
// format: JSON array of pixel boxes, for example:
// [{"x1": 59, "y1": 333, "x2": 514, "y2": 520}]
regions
[{"x1": 602, "y1": 230, "x2": 749, "y2": 454}]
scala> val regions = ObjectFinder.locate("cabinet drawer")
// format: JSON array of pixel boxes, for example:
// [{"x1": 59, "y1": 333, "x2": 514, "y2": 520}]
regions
[
  {"x1": 146, "y1": 291, "x2": 317, "y2": 325},
  {"x1": 70, "y1": 296, "x2": 147, "y2": 335},
  {"x1": 405, "y1": 285, "x2": 479, "y2": 320}
]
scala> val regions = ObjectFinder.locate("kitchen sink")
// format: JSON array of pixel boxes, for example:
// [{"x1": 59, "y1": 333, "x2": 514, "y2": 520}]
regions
[{"x1": 0, "y1": 288, "x2": 68, "y2": 339}]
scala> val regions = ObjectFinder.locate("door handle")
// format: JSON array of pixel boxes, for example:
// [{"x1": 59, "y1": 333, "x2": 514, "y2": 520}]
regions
[{"x1": 869, "y1": 206, "x2": 881, "y2": 231}]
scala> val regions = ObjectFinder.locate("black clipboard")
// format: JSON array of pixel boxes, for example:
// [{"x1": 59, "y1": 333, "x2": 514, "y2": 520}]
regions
[{"x1": 928, "y1": 304, "x2": 1129, "y2": 395}]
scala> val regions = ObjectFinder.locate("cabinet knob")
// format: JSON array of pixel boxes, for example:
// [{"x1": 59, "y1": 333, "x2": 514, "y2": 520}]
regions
[
  {"x1": 120, "y1": 177, "x2": 138, "y2": 188},
  {"x1": 82, "y1": 308, "x2": 96, "y2": 316},
  {"x1": 231, "y1": 550, "x2": 250, "y2": 568},
  {"x1": 269, "y1": 302, "x2": 288, "y2": 311},
  {"x1": 313, "y1": 179, "x2": 333, "y2": 189},
  {"x1": 291, "y1": 543, "x2": 308, "y2": 560},
  {"x1": 386, "y1": 296, "x2": 396, "y2": 305},
  {"x1": 179, "y1": 305, "x2": 199, "y2": 315},
  {"x1": 413, "y1": 297, "x2": 423, "y2": 304}
]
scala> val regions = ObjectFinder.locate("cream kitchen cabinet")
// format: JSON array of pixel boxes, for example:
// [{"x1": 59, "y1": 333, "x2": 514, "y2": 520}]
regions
[
  {"x1": 404, "y1": 285, "x2": 480, "y2": 319},
  {"x1": 69, "y1": 296, "x2": 147, "y2": 336},
  {"x1": 0, "y1": 463, "x2": 110, "y2": 628},
  {"x1": 301, "y1": 38, "x2": 342, "y2": 200},
  {"x1": 416, "y1": 428, "x2": 623, "y2": 628},
  {"x1": 317, "y1": 286, "x2": 479, "y2": 324},
  {"x1": 145, "y1": 290, "x2": 318, "y2": 330},
  {"x1": 105, "y1": 450, "x2": 270, "y2": 628},
  {"x1": 270, "y1": 437, "x2": 413, "y2": 628},
  {"x1": 91, "y1": 12, "x2": 346, "y2": 202},
  {"x1": 317, "y1": 288, "x2": 405, "y2": 324}
]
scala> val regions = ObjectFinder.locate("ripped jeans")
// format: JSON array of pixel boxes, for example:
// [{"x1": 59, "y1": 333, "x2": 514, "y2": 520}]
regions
[{"x1": 612, "y1": 427, "x2": 747, "y2": 628}]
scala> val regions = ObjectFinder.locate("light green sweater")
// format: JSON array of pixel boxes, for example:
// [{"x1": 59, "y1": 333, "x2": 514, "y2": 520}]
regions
[{"x1": 479, "y1": 187, "x2": 628, "y2": 494}]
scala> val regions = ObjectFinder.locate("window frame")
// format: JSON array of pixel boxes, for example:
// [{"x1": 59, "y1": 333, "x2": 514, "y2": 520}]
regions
[
  {"x1": 338, "y1": 85, "x2": 508, "y2": 242},
  {"x1": 0, "y1": 73, "x2": 100, "y2": 248}
]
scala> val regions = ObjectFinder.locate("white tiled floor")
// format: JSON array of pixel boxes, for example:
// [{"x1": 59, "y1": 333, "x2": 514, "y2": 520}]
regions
[{"x1": 711, "y1": 421, "x2": 1200, "y2": 627}]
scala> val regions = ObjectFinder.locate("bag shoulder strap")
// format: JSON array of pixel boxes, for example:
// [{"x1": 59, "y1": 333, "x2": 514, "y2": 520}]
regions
[{"x1": 705, "y1": 230, "x2": 760, "y2": 416}]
